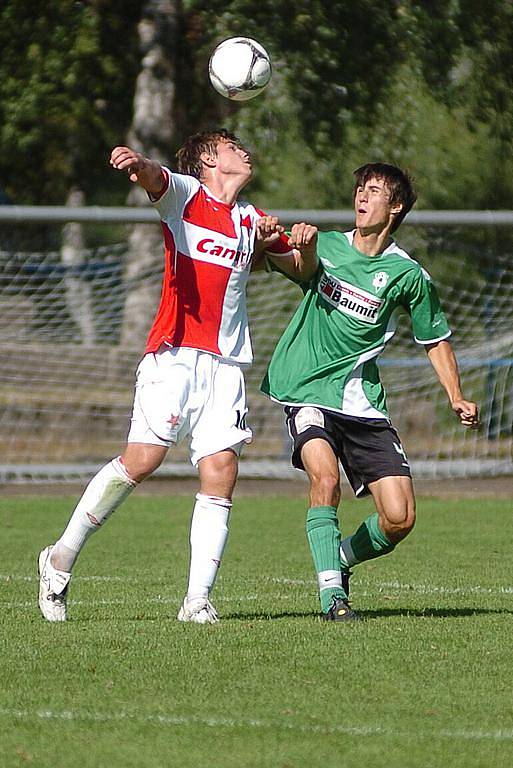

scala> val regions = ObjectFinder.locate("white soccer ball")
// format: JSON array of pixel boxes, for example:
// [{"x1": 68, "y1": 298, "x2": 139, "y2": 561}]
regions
[{"x1": 209, "y1": 37, "x2": 272, "y2": 101}]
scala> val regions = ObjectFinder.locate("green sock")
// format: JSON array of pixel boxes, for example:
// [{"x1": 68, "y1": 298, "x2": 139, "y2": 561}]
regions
[
  {"x1": 306, "y1": 506, "x2": 345, "y2": 612},
  {"x1": 340, "y1": 512, "x2": 395, "y2": 567}
]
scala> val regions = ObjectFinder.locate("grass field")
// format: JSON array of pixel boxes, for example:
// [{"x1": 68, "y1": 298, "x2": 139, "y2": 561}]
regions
[{"x1": 1, "y1": 491, "x2": 512, "y2": 768}]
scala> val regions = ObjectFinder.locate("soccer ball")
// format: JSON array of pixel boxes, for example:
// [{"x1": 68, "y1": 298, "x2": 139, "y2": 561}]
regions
[{"x1": 209, "y1": 37, "x2": 272, "y2": 101}]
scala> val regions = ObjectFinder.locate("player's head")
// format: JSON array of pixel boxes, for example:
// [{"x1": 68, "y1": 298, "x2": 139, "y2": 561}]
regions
[
  {"x1": 176, "y1": 128, "x2": 251, "y2": 182},
  {"x1": 353, "y1": 163, "x2": 416, "y2": 233}
]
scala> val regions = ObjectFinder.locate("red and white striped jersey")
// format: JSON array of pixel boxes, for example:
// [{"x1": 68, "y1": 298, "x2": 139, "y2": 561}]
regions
[{"x1": 145, "y1": 169, "x2": 293, "y2": 364}]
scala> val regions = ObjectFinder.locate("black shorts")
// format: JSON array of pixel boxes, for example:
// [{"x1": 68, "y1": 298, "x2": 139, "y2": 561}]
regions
[{"x1": 285, "y1": 405, "x2": 411, "y2": 498}]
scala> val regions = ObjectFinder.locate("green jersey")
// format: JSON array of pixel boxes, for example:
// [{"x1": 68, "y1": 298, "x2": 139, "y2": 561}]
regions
[{"x1": 261, "y1": 230, "x2": 451, "y2": 420}]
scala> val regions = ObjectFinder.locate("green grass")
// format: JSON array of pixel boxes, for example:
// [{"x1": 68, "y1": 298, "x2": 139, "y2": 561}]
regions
[{"x1": 1, "y1": 493, "x2": 512, "y2": 768}]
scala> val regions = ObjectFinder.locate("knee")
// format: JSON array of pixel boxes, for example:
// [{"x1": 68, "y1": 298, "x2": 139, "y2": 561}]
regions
[
  {"x1": 199, "y1": 450, "x2": 238, "y2": 498},
  {"x1": 202, "y1": 451, "x2": 238, "y2": 479},
  {"x1": 125, "y1": 461, "x2": 155, "y2": 484},
  {"x1": 121, "y1": 450, "x2": 165, "y2": 483},
  {"x1": 382, "y1": 500, "x2": 416, "y2": 543},
  {"x1": 129, "y1": 464, "x2": 155, "y2": 484},
  {"x1": 397, "y1": 508, "x2": 416, "y2": 539},
  {"x1": 309, "y1": 470, "x2": 340, "y2": 507}
]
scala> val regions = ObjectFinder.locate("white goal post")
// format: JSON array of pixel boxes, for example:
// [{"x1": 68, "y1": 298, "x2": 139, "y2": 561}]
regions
[{"x1": 0, "y1": 206, "x2": 512, "y2": 482}]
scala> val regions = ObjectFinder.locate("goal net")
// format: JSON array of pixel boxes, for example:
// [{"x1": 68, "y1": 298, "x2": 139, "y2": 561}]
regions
[{"x1": 1, "y1": 211, "x2": 512, "y2": 482}]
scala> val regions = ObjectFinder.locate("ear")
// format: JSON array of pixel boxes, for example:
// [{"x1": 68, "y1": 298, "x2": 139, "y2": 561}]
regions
[
  {"x1": 200, "y1": 150, "x2": 217, "y2": 169},
  {"x1": 390, "y1": 202, "x2": 403, "y2": 216}
]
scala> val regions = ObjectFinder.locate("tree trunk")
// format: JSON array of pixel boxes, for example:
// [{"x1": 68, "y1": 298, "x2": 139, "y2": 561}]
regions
[
  {"x1": 120, "y1": 0, "x2": 179, "y2": 348},
  {"x1": 61, "y1": 187, "x2": 96, "y2": 345}
]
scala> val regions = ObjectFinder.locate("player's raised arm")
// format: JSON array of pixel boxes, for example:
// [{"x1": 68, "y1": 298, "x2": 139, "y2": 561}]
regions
[
  {"x1": 287, "y1": 222, "x2": 319, "y2": 280},
  {"x1": 252, "y1": 215, "x2": 287, "y2": 272},
  {"x1": 110, "y1": 146, "x2": 167, "y2": 197},
  {"x1": 254, "y1": 215, "x2": 285, "y2": 253},
  {"x1": 425, "y1": 339, "x2": 479, "y2": 428},
  {"x1": 258, "y1": 219, "x2": 319, "y2": 281}
]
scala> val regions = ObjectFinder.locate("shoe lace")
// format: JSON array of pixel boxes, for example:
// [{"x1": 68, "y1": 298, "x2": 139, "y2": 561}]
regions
[
  {"x1": 204, "y1": 600, "x2": 218, "y2": 620},
  {"x1": 48, "y1": 592, "x2": 65, "y2": 605},
  {"x1": 49, "y1": 583, "x2": 69, "y2": 604}
]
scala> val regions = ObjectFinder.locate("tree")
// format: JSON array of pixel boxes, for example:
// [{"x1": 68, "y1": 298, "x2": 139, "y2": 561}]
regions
[
  {"x1": 180, "y1": 0, "x2": 409, "y2": 150},
  {"x1": 0, "y1": 0, "x2": 142, "y2": 204},
  {"x1": 455, "y1": 0, "x2": 513, "y2": 207},
  {"x1": 1, "y1": 0, "x2": 513, "y2": 210},
  {"x1": 120, "y1": 0, "x2": 180, "y2": 346}
]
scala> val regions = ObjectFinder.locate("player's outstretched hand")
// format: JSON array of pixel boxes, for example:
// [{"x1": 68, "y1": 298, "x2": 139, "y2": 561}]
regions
[
  {"x1": 110, "y1": 146, "x2": 166, "y2": 196},
  {"x1": 255, "y1": 215, "x2": 285, "y2": 246},
  {"x1": 286, "y1": 222, "x2": 319, "y2": 280},
  {"x1": 288, "y1": 222, "x2": 318, "y2": 257},
  {"x1": 110, "y1": 146, "x2": 148, "y2": 183},
  {"x1": 289, "y1": 222, "x2": 318, "y2": 246},
  {"x1": 452, "y1": 398, "x2": 479, "y2": 429}
]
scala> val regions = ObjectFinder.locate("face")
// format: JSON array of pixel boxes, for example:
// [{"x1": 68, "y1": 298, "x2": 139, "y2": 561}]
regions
[
  {"x1": 212, "y1": 138, "x2": 252, "y2": 181},
  {"x1": 354, "y1": 176, "x2": 402, "y2": 233}
]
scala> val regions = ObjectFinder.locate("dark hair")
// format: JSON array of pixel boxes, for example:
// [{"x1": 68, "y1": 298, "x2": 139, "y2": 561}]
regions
[
  {"x1": 353, "y1": 162, "x2": 417, "y2": 232},
  {"x1": 176, "y1": 128, "x2": 242, "y2": 179}
]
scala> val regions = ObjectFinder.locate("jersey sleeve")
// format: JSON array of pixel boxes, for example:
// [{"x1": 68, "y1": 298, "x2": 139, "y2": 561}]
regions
[
  {"x1": 150, "y1": 168, "x2": 199, "y2": 221},
  {"x1": 403, "y1": 266, "x2": 452, "y2": 344},
  {"x1": 261, "y1": 224, "x2": 320, "y2": 288},
  {"x1": 253, "y1": 206, "x2": 295, "y2": 259},
  {"x1": 265, "y1": 233, "x2": 295, "y2": 258}
]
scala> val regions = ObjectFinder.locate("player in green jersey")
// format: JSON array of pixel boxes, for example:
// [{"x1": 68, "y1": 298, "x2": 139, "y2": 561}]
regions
[{"x1": 261, "y1": 162, "x2": 479, "y2": 621}]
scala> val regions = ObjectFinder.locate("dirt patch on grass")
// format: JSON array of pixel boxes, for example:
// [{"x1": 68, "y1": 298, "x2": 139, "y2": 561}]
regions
[{"x1": 1, "y1": 475, "x2": 511, "y2": 499}]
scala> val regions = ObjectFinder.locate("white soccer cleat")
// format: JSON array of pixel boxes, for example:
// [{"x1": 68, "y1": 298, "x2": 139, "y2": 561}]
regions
[
  {"x1": 177, "y1": 596, "x2": 219, "y2": 624},
  {"x1": 38, "y1": 546, "x2": 72, "y2": 622}
]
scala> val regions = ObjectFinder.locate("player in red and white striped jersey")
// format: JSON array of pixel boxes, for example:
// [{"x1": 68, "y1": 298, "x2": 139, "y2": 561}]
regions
[{"x1": 38, "y1": 128, "x2": 319, "y2": 625}]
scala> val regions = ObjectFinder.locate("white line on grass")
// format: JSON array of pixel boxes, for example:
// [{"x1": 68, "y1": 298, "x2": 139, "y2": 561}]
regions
[
  {"x1": 373, "y1": 580, "x2": 513, "y2": 595},
  {"x1": 3, "y1": 574, "x2": 513, "y2": 594},
  {"x1": 0, "y1": 574, "x2": 133, "y2": 582},
  {"x1": 2, "y1": 594, "x2": 302, "y2": 610},
  {"x1": 0, "y1": 707, "x2": 511, "y2": 741},
  {"x1": 271, "y1": 578, "x2": 513, "y2": 595}
]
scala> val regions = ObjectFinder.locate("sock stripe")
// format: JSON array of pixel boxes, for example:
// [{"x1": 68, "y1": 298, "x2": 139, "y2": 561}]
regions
[
  {"x1": 340, "y1": 539, "x2": 357, "y2": 567},
  {"x1": 113, "y1": 456, "x2": 138, "y2": 486},
  {"x1": 317, "y1": 569, "x2": 342, "y2": 591},
  {"x1": 195, "y1": 492, "x2": 232, "y2": 510}
]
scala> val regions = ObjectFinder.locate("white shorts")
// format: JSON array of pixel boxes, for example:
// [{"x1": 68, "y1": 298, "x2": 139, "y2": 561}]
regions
[{"x1": 127, "y1": 346, "x2": 252, "y2": 466}]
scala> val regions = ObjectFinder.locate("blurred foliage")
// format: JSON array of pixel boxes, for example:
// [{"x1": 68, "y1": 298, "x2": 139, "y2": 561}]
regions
[
  {"x1": 0, "y1": 0, "x2": 142, "y2": 204},
  {"x1": 181, "y1": 0, "x2": 407, "y2": 149},
  {"x1": 1, "y1": 0, "x2": 513, "y2": 209}
]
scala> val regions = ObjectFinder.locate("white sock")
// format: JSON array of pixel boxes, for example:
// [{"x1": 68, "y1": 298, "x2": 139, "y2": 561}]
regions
[
  {"x1": 51, "y1": 457, "x2": 137, "y2": 571},
  {"x1": 186, "y1": 493, "x2": 232, "y2": 600}
]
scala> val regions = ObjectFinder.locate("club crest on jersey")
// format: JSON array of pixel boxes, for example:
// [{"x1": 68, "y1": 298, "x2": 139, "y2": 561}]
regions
[
  {"x1": 372, "y1": 271, "x2": 389, "y2": 291},
  {"x1": 319, "y1": 271, "x2": 382, "y2": 324}
]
